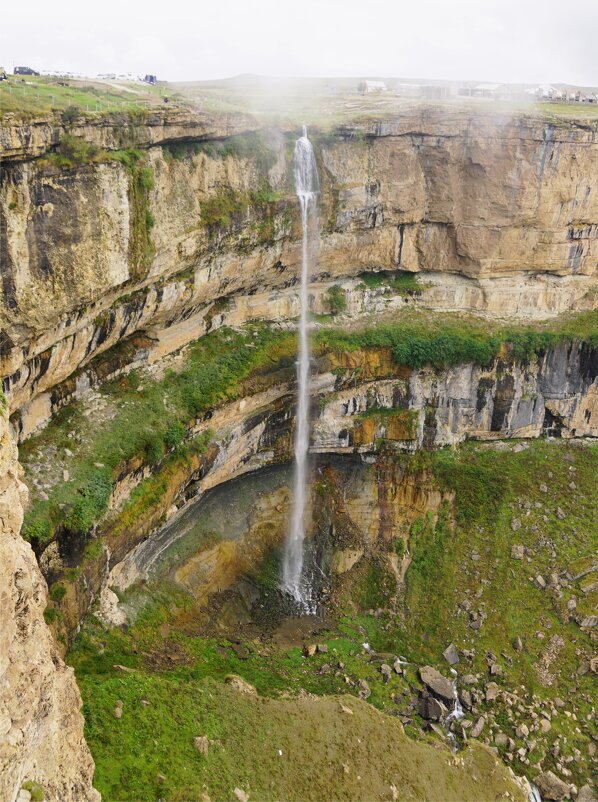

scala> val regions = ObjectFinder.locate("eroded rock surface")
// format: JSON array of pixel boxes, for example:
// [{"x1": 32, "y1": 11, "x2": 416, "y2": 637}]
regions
[{"x1": 0, "y1": 410, "x2": 99, "y2": 802}]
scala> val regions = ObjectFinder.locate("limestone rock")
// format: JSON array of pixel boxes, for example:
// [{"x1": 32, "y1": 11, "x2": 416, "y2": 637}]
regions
[
  {"x1": 194, "y1": 736, "x2": 209, "y2": 755},
  {"x1": 0, "y1": 412, "x2": 99, "y2": 802},
  {"x1": 419, "y1": 666, "x2": 455, "y2": 703},
  {"x1": 470, "y1": 717, "x2": 486, "y2": 738},
  {"x1": 535, "y1": 770, "x2": 571, "y2": 801},
  {"x1": 224, "y1": 675, "x2": 257, "y2": 695},
  {"x1": 485, "y1": 682, "x2": 500, "y2": 701},
  {"x1": 442, "y1": 643, "x2": 459, "y2": 665},
  {"x1": 577, "y1": 785, "x2": 597, "y2": 802}
]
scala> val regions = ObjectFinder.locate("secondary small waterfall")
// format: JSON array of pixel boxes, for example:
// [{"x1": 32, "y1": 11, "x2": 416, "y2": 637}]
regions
[{"x1": 281, "y1": 125, "x2": 319, "y2": 610}]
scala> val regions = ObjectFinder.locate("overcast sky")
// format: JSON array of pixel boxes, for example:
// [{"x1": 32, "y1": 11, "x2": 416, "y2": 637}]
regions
[{"x1": 2, "y1": 0, "x2": 597, "y2": 86}]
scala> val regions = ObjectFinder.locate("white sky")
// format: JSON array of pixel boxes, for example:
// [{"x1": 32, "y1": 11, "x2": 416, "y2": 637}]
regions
[{"x1": 1, "y1": 0, "x2": 597, "y2": 86}]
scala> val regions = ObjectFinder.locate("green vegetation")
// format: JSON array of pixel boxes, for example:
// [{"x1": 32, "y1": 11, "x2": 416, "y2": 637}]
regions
[
  {"x1": 21, "y1": 326, "x2": 296, "y2": 546},
  {"x1": 0, "y1": 75, "x2": 180, "y2": 118},
  {"x1": 21, "y1": 781, "x2": 45, "y2": 802},
  {"x1": 358, "y1": 270, "x2": 422, "y2": 295},
  {"x1": 70, "y1": 590, "x2": 522, "y2": 801},
  {"x1": 200, "y1": 184, "x2": 281, "y2": 231},
  {"x1": 315, "y1": 309, "x2": 598, "y2": 369},
  {"x1": 20, "y1": 310, "x2": 598, "y2": 548},
  {"x1": 325, "y1": 284, "x2": 347, "y2": 315},
  {"x1": 45, "y1": 133, "x2": 104, "y2": 168},
  {"x1": 49, "y1": 582, "x2": 68, "y2": 602},
  {"x1": 164, "y1": 131, "x2": 278, "y2": 174},
  {"x1": 66, "y1": 438, "x2": 596, "y2": 798}
]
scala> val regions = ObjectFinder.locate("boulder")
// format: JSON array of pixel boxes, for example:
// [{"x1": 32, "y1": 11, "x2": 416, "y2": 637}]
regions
[
  {"x1": 577, "y1": 785, "x2": 597, "y2": 802},
  {"x1": 194, "y1": 735, "x2": 209, "y2": 755},
  {"x1": 495, "y1": 732, "x2": 508, "y2": 747},
  {"x1": 535, "y1": 770, "x2": 570, "y2": 801},
  {"x1": 470, "y1": 716, "x2": 485, "y2": 738},
  {"x1": 224, "y1": 675, "x2": 257, "y2": 695},
  {"x1": 419, "y1": 696, "x2": 448, "y2": 721},
  {"x1": 511, "y1": 544, "x2": 525, "y2": 559},
  {"x1": 419, "y1": 666, "x2": 455, "y2": 704},
  {"x1": 442, "y1": 643, "x2": 459, "y2": 665},
  {"x1": 485, "y1": 682, "x2": 500, "y2": 701},
  {"x1": 380, "y1": 664, "x2": 392, "y2": 683},
  {"x1": 316, "y1": 644, "x2": 329, "y2": 654}
]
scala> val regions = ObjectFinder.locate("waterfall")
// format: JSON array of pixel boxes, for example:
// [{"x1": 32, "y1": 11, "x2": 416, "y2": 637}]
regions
[{"x1": 281, "y1": 125, "x2": 319, "y2": 611}]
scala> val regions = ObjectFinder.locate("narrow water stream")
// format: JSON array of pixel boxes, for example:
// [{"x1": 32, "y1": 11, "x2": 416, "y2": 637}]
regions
[{"x1": 281, "y1": 125, "x2": 319, "y2": 611}]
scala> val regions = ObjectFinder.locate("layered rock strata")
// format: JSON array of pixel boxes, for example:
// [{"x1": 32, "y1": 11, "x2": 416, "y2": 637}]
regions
[
  {"x1": 0, "y1": 409, "x2": 99, "y2": 802},
  {"x1": 2, "y1": 107, "x2": 598, "y2": 432}
]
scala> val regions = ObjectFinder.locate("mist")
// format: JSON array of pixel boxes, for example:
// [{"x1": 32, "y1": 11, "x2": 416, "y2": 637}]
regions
[{"x1": 2, "y1": 0, "x2": 597, "y2": 86}]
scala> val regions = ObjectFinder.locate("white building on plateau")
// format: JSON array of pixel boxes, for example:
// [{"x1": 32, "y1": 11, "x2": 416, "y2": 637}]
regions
[{"x1": 358, "y1": 80, "x2": 388, "y2": 93}]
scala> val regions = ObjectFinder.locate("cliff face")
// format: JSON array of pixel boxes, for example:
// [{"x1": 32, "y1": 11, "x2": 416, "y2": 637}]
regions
[
  {"x1": 0, "y1": 408, "x2": 99, "y2": 802},
  {"x1": 2, "y1": 107, "x2": 598, "y2": 435}
]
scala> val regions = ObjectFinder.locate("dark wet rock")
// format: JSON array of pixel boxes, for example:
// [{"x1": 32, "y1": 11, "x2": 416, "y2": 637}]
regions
[
  {"x1": 419, "y1": 696, "x2": 448, "y2": 721},
  {"x1": 419, "y1": 666, "x2": 455, "y2": 704}
]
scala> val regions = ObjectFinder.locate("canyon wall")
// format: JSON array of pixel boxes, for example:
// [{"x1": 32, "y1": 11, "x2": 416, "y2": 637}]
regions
[
  {"x1": 0, "y1": 408, "x2": 98, "y2": 802},
  {"x1": 2, "y1": 107, "x2": 598, "y2": 433}
]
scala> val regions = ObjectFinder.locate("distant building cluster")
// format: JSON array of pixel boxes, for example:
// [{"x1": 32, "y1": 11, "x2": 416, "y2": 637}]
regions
[
  {"x1": 354, "y1": 79, "x2": 598, "y2": 104},
  {"x1": 0, "y1": 66, "x2": 160, "y2": 84}
]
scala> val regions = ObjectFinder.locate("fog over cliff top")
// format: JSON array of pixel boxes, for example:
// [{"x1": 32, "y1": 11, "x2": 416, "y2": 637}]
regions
[{"x1": 2, "y1": 0, "x2": 597, "y2": 86}]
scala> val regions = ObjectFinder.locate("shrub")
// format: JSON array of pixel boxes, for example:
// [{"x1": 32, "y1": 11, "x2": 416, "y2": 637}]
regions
[
  {"x1": 61, "y1": 104, "x2": 81, "y2": 125},
  {"x1": 43, "y1": 608, "x2": 57, "y2": 625},
  {"x1": 164, "y1": 422, "x2": 185, "y2": 450},
  {"x1": 64, "y1": 469, "x2": 112, "y2": 536},
  {"x1": 143, "y1": 432, "x2": 164, "y2": 465},
  {"x1": 21, "y1": 781, "x2": 45, "y2": 802},
  {"x1": 52, "y1": 134, "x2": 101, "y2": 168},
  {"x1": 50, "y1": 583, "x2": 67, "y2": 602},
  {"x1": 326, "y1": 285, "x2": 347, "y2": 315}
]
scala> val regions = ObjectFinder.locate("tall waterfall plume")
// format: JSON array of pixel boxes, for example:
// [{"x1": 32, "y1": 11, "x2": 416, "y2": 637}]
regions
[{"x1": 281, "y1": 126, "x2": 319, "y2": 610}]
